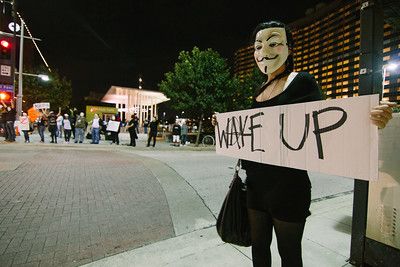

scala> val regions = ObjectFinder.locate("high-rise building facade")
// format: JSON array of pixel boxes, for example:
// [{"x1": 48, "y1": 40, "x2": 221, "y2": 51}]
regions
[{"x1": 233, "y1": 0, "x2": 400, "y2": 102}]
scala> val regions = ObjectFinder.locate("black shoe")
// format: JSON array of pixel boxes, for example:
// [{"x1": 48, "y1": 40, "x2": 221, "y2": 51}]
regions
[
  {"x1": 79, "y1": 141, "x2": 83, "y2": 143},
  {"x1": 50, "y1": 141, "x2": 54, "y2": 143}
]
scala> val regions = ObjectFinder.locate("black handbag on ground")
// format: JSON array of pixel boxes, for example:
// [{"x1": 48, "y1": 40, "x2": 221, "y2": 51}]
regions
[{"x1": 216, "y1": 160, "x2": 251, "y2": 247}]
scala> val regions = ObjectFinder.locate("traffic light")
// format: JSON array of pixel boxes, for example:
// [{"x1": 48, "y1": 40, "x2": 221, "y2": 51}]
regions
[
  {"x1": 0, "y1": 36, "x2": 15, "y2": 86},
  {"x1": 0, "y1": 90, "x2": 13, "y2": 104},
  {"x1": 0, "y1": 39, "x2": 11, "y2": 60}
]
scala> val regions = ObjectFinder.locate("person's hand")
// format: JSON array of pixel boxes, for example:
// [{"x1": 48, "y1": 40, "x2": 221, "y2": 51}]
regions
[
  {"x1": 370, "y1": 101, "x2": 396, "y2": 129},
  {"x1": 212, "y1": 112, "x2": 219, "y2": 127}
]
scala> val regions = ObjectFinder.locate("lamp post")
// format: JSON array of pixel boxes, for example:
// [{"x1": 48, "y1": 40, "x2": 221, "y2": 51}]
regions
[
  {"x1": 16, "y1": 18, "x2": 24, "y2": 116},
  {"x1": 382, "y1": 62, "x2": 398, "y2": 97}
]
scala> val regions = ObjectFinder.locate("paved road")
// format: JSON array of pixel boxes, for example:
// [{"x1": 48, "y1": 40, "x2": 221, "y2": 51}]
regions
[
  {"x1": 0, "y1": 145, "x2": 174, "y2": 267},
  {"x1": 0, "y1": 133, "x2": 354, "y2": 266}
]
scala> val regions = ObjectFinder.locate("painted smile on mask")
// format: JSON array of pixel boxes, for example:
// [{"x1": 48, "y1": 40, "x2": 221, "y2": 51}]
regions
[{"x1": 254, "y1": 28, "x2": 289, "y2": 74}]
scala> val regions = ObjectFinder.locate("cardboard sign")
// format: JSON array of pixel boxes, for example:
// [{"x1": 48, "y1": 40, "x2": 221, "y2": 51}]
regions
[
  {"x1": 106, "y1": 120, "x2": 120, "y2": 132},
  {"x1": 33, "y1": 102, "x2": 50, "y2": 110},
  {"x1": 215, "y1": 95, "x2": 379, "y2": 181},
  {"x1": 16, "y1": 120, "x2": 30, "y2": 131}
]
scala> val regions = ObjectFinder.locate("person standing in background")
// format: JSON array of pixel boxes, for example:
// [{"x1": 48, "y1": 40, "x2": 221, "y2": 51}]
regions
[
  {"x1": 171, "y1": 121, "x2": 181, "y2": 147},
  {"x1": 36, "y1": 112, "x2": 47, "y2": 143},
  {"x1": 56, "y1": 113, "x2": 64, "y2": 138},
  {"x1": 126, "y1": 114, "x2": 138, "y2": 147},
  {"x1": 146, "y1": 117, "x2": 159, "y2": 147},
  {"x1": 1, "y1": 99, "x2": 16, "y2": 142},
  {"x1": 90, "y1": 113, "x2": 101, "y2": 144},
  {"x1": 74, "y1": 112, "x2": 86, "y2": 143},
  {"x1": 63, "y1": 114, "x2": 72, "y2": 143},
  {"x1": 19, "y1": 112, "x2": 30, "y2": 143},
  {"x1": 181, "y1": 121, "x2": 188, "y2": 146},
  {"x1": 47, "y1": 111, "x2": 58, "y2": 143}
]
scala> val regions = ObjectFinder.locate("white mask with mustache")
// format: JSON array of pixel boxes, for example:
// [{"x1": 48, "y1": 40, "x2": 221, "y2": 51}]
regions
[{"x1": 254, "y1": 27, "x2": 289, "y2": 74}]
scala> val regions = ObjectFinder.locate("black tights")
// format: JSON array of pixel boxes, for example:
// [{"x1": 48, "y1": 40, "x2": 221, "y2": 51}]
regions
[{"x1": 248, "y1": 208, "x2": 305, "y2": 267}]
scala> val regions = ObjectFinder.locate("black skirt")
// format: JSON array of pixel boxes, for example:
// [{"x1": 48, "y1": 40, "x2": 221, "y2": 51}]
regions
[{"x1": 244, "y1": 161, "x2": 312, "y2": 223}]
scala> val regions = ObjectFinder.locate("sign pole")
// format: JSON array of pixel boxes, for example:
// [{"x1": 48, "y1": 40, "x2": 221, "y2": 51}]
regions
[{"x1": 349, "y1": 0, "x2": 383, "y2": 265}]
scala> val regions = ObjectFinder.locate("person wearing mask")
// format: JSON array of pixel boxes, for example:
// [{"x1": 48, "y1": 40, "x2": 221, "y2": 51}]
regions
[
  {"x1": 63, "y1": 114, "x2": 72, "y2": 143},
  {"x1": 90, "y1": 113, "x2": 101, "y2": 144},
  {"x1": 212, "y1": 20, "x2": 395, "y2": 267},
  {"x1": 74, "y1": 112, "x2": 86, "y2": 143},
  {"x1": 1, "y1": 100, "x2": 16, "y2": 142},
  {"x1": 146, "y1": 116, "x2": 159, "y2": 147}
]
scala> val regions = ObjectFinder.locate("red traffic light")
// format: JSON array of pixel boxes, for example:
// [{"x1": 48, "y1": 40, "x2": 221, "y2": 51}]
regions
[{"x1": 0, "y1": 40, "x2": 10, "y2": 49}]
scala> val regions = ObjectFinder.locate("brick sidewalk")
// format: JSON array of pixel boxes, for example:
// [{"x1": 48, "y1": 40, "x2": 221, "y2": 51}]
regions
[{"x1": 0, "y1": 147, "x2": 174, "y2": 267}]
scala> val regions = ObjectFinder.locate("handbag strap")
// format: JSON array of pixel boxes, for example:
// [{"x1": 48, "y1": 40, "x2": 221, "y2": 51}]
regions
[{"x1": 235, "y1": 159, "x2": 241, "y2": 174}]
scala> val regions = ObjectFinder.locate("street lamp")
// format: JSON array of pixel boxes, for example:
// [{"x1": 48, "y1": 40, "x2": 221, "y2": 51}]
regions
[
  {"x1": 382, "y1": 61, "x2": 398, "y2": 97},
  {"x1": 15, "y1": 71, "x2": 49, "y2": 81}
]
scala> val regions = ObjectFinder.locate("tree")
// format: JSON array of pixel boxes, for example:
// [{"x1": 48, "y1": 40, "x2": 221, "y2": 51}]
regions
[
  {"x1": 230, "y1": 67, "x2": 266, "y2": 111},
  {"x1": 19, "y1": 66, "x2": 73, "y2": 112},
  {"x1": 159, "y1": 47, "x2": 238, "y2": 145}
]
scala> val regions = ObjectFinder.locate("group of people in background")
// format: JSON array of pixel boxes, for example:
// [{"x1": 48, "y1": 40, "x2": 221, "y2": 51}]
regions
[
  {"x1": 1, "y1": 101, "x2": 193, "y2": 149},
  {"x1": 171, "y1": 120, "x2": 188, "y2": 147},
  {"x1": 35, "y1": 109, "x2": 87, "y2": 144}
]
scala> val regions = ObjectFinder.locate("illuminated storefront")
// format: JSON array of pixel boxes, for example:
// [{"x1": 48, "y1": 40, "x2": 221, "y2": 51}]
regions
[{"x1": 102, "y1": 86, "x2": 169, "y2": 124}]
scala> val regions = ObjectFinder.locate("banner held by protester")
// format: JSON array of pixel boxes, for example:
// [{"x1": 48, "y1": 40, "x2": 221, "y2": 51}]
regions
[{"x1": 215, "y1": 94, "x2": 379, "y2": 181}]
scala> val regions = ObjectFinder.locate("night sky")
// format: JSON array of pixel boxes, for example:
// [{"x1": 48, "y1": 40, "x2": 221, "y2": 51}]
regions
[{"x1": 17, "y1": 0, "x2": 329, "y2": 103}]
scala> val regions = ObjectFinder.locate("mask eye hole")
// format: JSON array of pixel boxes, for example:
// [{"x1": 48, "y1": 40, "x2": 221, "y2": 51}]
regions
[{"x1": 269, "y1": 42, "x2": 280, "y2": 47}]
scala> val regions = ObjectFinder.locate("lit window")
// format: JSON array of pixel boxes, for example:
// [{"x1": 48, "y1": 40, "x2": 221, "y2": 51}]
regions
[
  {"x1": 383, "y1": 55, "x2": 391, "y2": 61},
  {"x1": 383, "y1": 47, "x2": 391, "y2": 53}
]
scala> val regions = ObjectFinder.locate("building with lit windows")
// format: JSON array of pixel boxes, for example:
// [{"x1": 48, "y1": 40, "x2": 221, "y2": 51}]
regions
[{"x1": 233, "y1": 0, "x2": 400, "y2": 102}]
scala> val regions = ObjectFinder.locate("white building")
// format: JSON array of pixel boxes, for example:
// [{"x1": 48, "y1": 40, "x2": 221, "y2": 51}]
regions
[{"x1": 102, "y1": 86, "x2": 169, "y2": 125}]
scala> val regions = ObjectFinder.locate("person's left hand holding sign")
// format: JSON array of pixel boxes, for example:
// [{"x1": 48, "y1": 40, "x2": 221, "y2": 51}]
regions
[{"x1": 370, "y1": 101, "x2": 397, "y2": 129}]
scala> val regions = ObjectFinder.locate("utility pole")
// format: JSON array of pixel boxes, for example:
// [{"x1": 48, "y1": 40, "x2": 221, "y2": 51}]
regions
[{"x1": 15, "y1": 16, "x2": 23, "y2": 115}]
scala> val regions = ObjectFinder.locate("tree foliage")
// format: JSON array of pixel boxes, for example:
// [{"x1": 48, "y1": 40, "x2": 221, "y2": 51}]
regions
[
  {"x1": 159, "y1": 47, "x2": 240, "y2": 145},
  {"x1": 159, "y1": 47, "x2": 238, "y2": 117},
  {"x1": 19, "y1": 66, "x2": 73, "y2": 112},
  {"x1": 230, "y1": 67, "x2": 266, "y2": 111}
]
